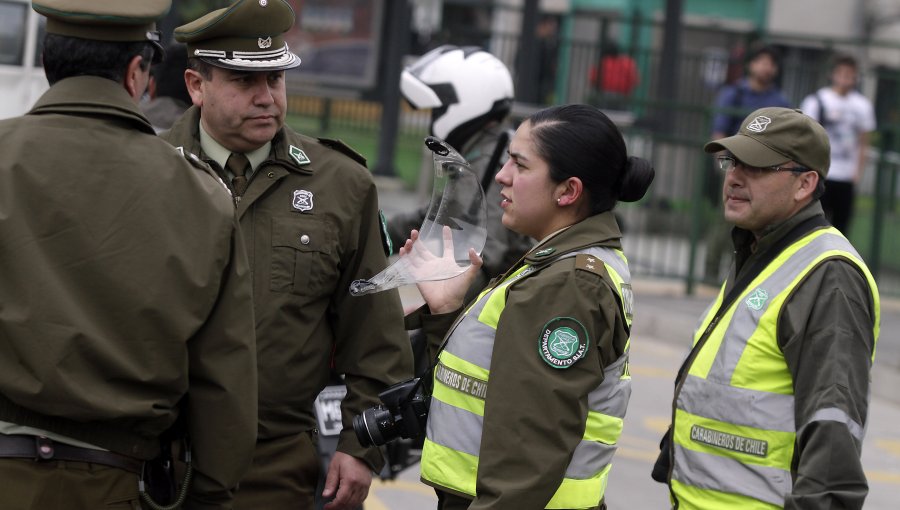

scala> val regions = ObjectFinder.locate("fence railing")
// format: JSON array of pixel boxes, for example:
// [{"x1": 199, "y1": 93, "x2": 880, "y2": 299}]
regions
[{"x1": 283, "y1": 14, "x2": 900, "y2": 297}]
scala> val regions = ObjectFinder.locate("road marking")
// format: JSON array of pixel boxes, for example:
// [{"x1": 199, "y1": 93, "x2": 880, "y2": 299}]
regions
[
  {"x1": 866, "y1": 470, "x2": 900, "y2": 484},
  {"x1": 876, "y1": 439, "x2": 900, "y2": 458}
]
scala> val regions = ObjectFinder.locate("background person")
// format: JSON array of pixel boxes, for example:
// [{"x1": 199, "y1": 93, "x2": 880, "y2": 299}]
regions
[
  {"x1": 654, "y1": 107, "x2": 880, "y2": 509},
  {"x1": 388, "y1": 45, "x2": 534, "y2": 302},
  {"x1": 0, "y1": 1, "x2": 258, "y2": 509},
  {"x1": 800, "y1": 54, "x2": 876, "y2": 235},
  {"x1": 142, "y1": 42, "x2": 192, "y2": 132},
  {"x1": 589, "y1": 38, "x2": 640, "y2": 109},
  {"x1": 404, "y1": 104, "x2": 654, "y2": 509},
  {"x1": 161, "y1": 1, "x2": 413, "y2": 508},
  {"x1": 704, "y1": 43, "x2": 791, "y2": 284}
]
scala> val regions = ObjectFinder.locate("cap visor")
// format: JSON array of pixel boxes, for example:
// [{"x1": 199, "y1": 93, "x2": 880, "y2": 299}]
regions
[{"x1": 704, "y1": 133, "x2": 790, "y2": 167}]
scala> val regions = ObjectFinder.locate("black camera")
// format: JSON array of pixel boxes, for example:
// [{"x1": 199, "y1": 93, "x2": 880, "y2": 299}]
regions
[{"x1": 352, "y1": 378, "x2": 429, "y2": 447}]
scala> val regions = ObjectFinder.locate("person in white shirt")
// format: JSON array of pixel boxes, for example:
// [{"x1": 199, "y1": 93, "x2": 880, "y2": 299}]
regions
[{"x1": 800, "y1": 54, "x2": 876, "y2": 234}]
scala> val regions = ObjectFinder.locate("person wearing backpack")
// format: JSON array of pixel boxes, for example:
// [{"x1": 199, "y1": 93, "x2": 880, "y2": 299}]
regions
[{"x1": 800, "y1": 54, "x2": 876, "y2": 235}]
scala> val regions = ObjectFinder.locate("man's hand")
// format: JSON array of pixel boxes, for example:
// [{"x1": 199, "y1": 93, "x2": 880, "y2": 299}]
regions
[{"x1": 321, "y1": 451, "x2": 372, "y2": 510}]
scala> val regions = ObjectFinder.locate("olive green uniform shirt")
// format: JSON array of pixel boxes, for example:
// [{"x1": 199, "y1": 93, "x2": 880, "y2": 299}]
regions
[
  {"x1": 0, "y1": 76, "x2": 258, "y2": 509},
  {"x1": 163, "y1": 107, "x2": 413, "y2": 470},
  {"x1": 411, "y1": 212, "x2": 629, "y2": 508}
]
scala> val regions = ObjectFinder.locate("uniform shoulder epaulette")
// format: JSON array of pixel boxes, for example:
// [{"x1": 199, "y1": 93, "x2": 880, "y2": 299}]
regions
[
  {"x1": 177, "y1": 146, "x2": 232, "y2": 196},
  {"x1": 318, "y1": 137, "x2": 367, "y2": 167},
  {"x1": 574, "y1": 253, "x2": 608, "y2": 277}
]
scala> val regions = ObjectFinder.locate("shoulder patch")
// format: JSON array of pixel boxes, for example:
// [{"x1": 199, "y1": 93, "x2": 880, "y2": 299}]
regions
[
  {"x1": 318, "y1": 137, "x2": 367, "y2": 167},
  {"x1": 538, "y1": 317, "x2": 590, "y2": 369},
  {"x1": 574, "y1": 253, "x2": 607, "y2": 277}
]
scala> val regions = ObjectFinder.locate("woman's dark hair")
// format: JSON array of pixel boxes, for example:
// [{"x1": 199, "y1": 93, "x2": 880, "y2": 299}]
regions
[
  {"x1": 527, "y1": 104, "x2": 654, "y2": 214},
  {"x1": 43, "y1": 34, "x2": 155, "y2": 85}
]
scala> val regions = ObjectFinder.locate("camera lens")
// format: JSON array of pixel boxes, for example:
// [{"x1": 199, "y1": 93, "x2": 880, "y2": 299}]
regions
[{"x1": 352, "y1": 405, "x2": 395, "y2": 447}]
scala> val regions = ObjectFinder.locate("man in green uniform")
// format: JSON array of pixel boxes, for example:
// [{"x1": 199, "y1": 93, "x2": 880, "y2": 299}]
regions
[
  {"x1": 0, "y1": 1, "x2": 258, "y2": 509},
  {"x1": 161, "y1": 1, "x2": 413, "y2": 508},
  {"x1": 654, "y1": 107, "x2": 880, "y2": 509}
]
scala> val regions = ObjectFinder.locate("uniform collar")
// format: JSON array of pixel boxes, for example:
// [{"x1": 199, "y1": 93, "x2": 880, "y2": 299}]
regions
[
  {"x1": 29, "y1": 76, "x2": 155, "y2": 134},
  {"x1": 523, "y1": 212, "x2": 623, "y2": 266},
  {"x1": 198, "y1": 123, "x2": 271, "y2": 174},
  {"x1": 732, "y1": 200, "x2": 825, "y2": 275}
]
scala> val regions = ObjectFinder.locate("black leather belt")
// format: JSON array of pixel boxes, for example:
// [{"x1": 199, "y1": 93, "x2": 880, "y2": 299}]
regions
[{"x1": 0, "y1": 434, "x2": 143, "y2": 474}]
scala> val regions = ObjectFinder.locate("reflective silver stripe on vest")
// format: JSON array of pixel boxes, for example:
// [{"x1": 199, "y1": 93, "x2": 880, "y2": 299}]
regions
[
  {"x1": 429, "y1": 246, "x2": 632, "y2": 483},
  {"x1": 443, "y1": 267, "x2": 533, "y2": 371},
  {"x1": 801, "y1": 407, "x2": 864, "y2": 442},
  {"x1": 589, "y1": 354, "x2": 631, "y2": 417},
  {"x1": 565, "y1": 354, "x2": 632, "y2": 479},
  {"x1": 567, "y1": 439, "x2": 619, "y2": 478},
  {"x1": 677, "y1": 374, "x2": 794, "y2": 432},
  {"x1": 427, "y1": 397, "x2": 483, "y2": 456},
  {"x1": 708, "y1": 231, "x2": 863, "y2": 384},
  {"x1": 672, "y1": 443, "x2": 790, "y2": 507}
]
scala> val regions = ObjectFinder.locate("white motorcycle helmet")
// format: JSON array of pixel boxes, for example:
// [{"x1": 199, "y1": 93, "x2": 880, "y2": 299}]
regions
[{"x1": 400, "y1": 45, "x2": 514, "y2": 149}]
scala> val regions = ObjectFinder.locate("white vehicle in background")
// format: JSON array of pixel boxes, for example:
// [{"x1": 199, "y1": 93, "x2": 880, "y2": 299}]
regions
[{"x1": 1, "y1": 0, "x2": 47, "y2": 120}]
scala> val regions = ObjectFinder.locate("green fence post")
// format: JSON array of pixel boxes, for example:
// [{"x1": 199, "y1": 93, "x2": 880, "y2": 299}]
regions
[{"x1": 870, "y1": 130, "x2": 892, "y2": 279}]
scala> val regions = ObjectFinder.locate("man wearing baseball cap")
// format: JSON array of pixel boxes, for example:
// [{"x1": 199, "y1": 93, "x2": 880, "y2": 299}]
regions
[
  {"x1": 654, "y1": 107, "x2": 880, "y2": 509},
  {"x1": 161, "y1": 1, "x2": 413, "y2": 509},
  {"x1": 0, "y1": 1, "x2": 258, "y2": 509}
]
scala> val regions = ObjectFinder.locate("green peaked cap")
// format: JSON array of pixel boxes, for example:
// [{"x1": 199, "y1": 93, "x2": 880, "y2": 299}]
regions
[
  {"x1": 175, "y1": 0, "x2": 301, "y2": 72},
  {"x1": 32, "y1": 0, "x2": 169, "y2": 62}
]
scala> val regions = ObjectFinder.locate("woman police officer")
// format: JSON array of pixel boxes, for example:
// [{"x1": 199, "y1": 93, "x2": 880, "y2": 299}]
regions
[{"x1": 402, "y1": 104, "x2": 654, "y2": 509}]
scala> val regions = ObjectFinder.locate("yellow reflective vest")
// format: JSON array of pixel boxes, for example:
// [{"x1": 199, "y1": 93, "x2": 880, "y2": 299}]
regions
[
  {"x1": 671, "y1": 227, "x2": 880, "y2": 509},
  {"x1": 421, "y1": 246, "x2": 633, "y2": 509}
]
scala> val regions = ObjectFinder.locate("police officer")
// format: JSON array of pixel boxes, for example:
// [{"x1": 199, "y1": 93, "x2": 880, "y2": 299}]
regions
[
  {"x1": 160, "y1": 1, "x2": 413, "y2": 508},
  {"x1": 402, "y1": 104, "x2": 654, "y2": 509},
  {"x1": 0, "y1": 1, "x2": 258, "y2": 509},
  {"x1": 653, "y1": 108, "x2": 880, "y2": 508}
]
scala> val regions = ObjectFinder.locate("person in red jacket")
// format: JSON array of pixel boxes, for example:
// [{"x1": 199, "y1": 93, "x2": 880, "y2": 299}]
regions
[{"x1": 590, "y1": 39, "x2": 639, "y2": 109}]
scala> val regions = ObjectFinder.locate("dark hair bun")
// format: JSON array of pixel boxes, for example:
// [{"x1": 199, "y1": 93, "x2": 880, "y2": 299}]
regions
[{"x1": 618, "y1": 156, "x2": 654, "y2": 202}]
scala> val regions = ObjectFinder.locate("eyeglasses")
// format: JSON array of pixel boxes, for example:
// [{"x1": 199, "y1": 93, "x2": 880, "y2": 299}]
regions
[{"x1": 716, "y1": 155, "x2": 809, "y2": 175}]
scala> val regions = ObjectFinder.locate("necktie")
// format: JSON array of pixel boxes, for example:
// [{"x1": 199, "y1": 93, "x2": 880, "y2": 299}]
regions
[{"x1": 226, "y1": 152, "x2": 250, "y2": 197}]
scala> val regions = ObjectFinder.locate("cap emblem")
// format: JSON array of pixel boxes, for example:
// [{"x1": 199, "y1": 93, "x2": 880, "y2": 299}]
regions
[
  {"x1": 746, "y1": 116, "x2": 772, "y2": 133},
  {"x1": 259, "y1": 0, "x2": 268, "y2": 6},
  {"x1": 258, "y1": 37, "x2": 272, "y2": 49}
]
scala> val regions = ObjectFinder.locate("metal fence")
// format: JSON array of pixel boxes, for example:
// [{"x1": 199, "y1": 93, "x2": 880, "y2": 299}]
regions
[{"x1": 285, "y1": 13, "x2": 900, "y2": 297}]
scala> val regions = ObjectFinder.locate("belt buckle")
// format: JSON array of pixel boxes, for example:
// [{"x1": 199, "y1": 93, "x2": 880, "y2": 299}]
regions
[{"x1": 35, "y1": 436, "x2": 55, "y2": 460}]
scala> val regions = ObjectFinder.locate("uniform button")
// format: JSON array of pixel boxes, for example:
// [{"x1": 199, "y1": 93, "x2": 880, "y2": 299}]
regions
[
  {"x1": 300, "y1": 234, "x2": 310, "y2": 245},
  {"x1": 267, "y1": 171, "x2": 275, "y2": 178}
]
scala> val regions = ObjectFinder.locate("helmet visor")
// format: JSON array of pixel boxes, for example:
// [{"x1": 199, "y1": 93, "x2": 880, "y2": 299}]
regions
[{"x1": 350, "y1": 137, "x2": 487, "y2": 296}]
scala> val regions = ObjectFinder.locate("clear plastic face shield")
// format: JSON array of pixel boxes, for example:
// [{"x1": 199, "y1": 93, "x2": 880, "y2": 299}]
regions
[{"x1": 350, "y1": 137, "x2": 487, "y2": 296}]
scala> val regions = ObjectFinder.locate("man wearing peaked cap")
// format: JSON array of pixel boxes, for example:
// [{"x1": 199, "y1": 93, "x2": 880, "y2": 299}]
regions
[
  {"x1": 161, "y1": 1, "x2": 413, "y2": 509},
  {"x1": 0, "y1": 1, "x2": 258, "y2": 509},
  {"x1": 654, "y1": 106, "x2": 880, "y2": 509}
]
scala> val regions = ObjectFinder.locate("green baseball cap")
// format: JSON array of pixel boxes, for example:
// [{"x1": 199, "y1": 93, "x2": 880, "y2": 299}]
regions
[
  {"x1": 705, "y1": 107, "x2": 831, "y2": 177},
  {"x1": 175, "y1": 0, "x2": 301, "y2": 72},
  {"x1": 32, "y1": 0, "x2": 169, "y2": 63}
]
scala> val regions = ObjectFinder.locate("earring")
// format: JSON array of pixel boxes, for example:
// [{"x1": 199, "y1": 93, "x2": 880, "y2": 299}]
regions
[{"x1": 556, "y1": 198, "x2": 561, "y2": 204}]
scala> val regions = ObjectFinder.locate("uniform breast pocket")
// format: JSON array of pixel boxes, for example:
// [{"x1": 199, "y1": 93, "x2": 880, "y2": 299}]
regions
[{"x1": 270, "y1": 215, "x2": 339, "y2": 297}]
